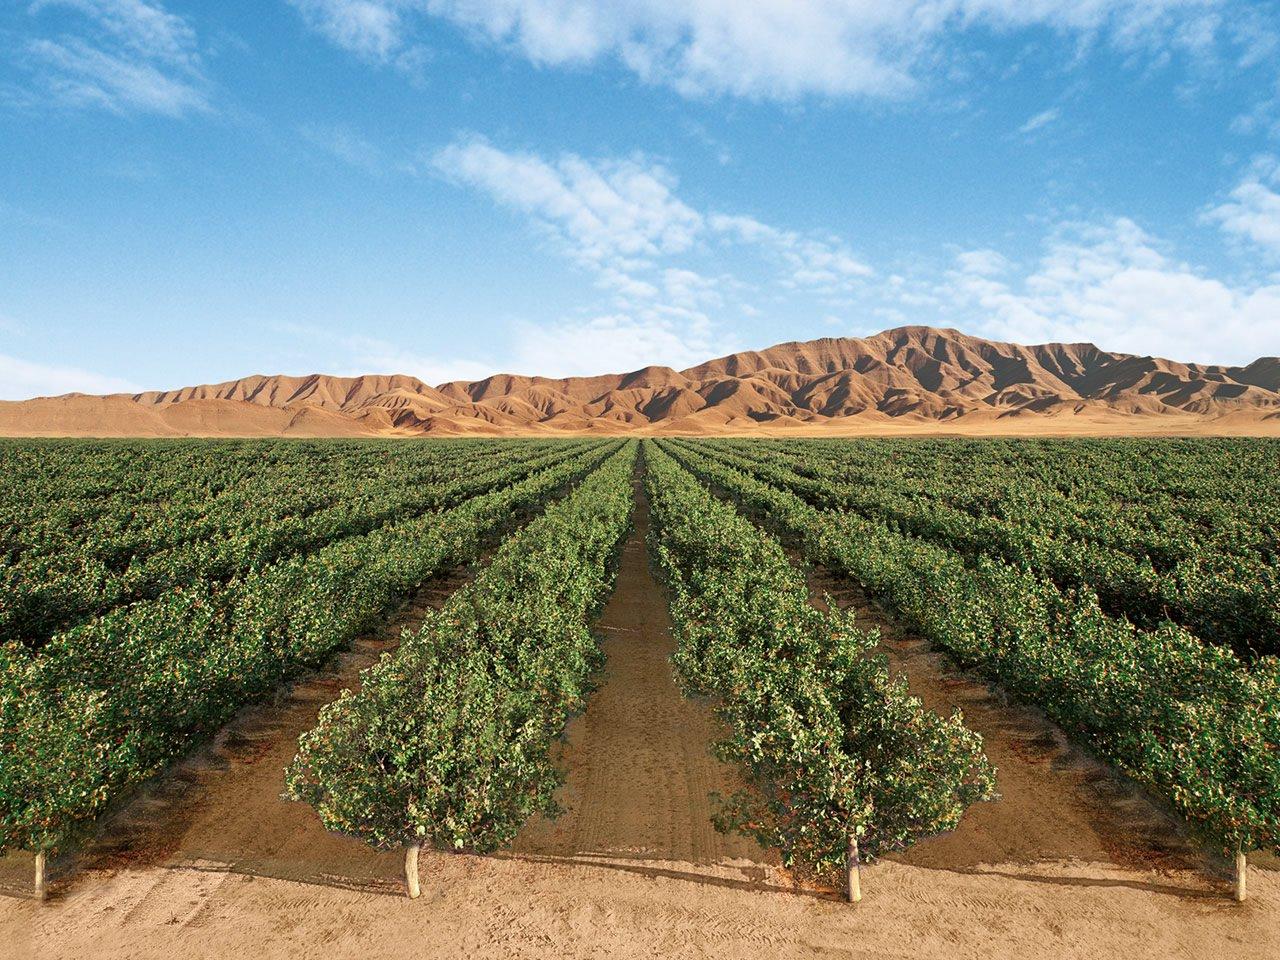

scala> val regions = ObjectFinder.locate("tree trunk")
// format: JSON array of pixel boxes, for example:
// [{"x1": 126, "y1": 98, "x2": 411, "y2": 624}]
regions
[
  {"x1": 405, "y1": 844, "x2": 421, "y2": 899},
  {"x1": 35, "y1": 850, "x2": 47, "y2": 902},
  {"x1": 846, "y1": 835, "x2": 862, "y2": 904},
  {"x1": 1235, "y1": 848, "x2": 1247, "y2": 903}
]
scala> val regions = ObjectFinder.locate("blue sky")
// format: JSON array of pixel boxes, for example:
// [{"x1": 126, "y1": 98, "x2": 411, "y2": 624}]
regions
[{"x1": 3, "y1": 1, "x2": 1280, "y2": 398}]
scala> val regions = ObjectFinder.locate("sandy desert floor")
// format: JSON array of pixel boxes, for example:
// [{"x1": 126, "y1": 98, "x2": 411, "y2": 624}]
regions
[{"x1": 2, "y1": 480, "x2": 1277, "y2": 959}]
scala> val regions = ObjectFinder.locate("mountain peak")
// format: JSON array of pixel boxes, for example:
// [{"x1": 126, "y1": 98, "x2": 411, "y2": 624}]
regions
[{"x1": 3, "y1": 326, "x2": 1278, "y2": 437}]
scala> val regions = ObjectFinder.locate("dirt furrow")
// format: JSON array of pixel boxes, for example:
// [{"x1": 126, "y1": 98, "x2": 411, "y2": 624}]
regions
[
  {"x1": 511, "y1": 473, "x2": 771, "y2": 879},
  {"x1": 0, "y1": 567, "x2": 471, "y2": 905},
  {"x1": 805, "y1": 563, "x2": 1221, "y2": 883}
]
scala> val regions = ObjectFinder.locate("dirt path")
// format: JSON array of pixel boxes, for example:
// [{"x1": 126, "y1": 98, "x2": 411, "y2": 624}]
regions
[
  {"x1": 0, "y1": 566, "x2": 473, "y2": 905},
  {"x1": 510, "y1": 472, "x2": 771, "y2": 878},
  {"x1": 806, "y1": 566, "x2": 1215, "y2": 877},
  {"x1": 4, "y1": 479, "x2": 1278, "y2": 959}
]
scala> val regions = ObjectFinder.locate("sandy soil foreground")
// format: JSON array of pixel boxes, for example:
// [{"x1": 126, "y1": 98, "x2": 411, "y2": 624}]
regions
[{"x1": 2, "y1": 482, "x2": 1277, "y2": 959}]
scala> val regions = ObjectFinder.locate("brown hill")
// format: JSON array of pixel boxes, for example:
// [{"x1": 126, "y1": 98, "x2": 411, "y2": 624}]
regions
[{"x1": 3, "y1": 326, "x2": 1279, "y2": 437}]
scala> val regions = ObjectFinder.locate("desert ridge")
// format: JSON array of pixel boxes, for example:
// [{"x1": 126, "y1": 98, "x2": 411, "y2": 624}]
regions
[{"x1": 3, "y1": 325, "x2": 1279, "y2": 437}]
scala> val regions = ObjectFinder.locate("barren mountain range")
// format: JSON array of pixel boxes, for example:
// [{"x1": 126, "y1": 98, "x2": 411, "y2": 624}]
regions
[{"x1": 4, "y1": 326, "x2": 1279, "y2": 437}]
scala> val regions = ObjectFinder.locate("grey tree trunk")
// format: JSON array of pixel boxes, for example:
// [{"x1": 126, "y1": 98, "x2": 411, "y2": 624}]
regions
[
  {"x1": 846, "y1": 835, "x2": 862, "y2": 904},
  {"x1": 1235, "y1": 848, "x2": 1247, "y2": 903},
  {"x1": 405, "y1": 844, "x2": 421, "y2": 899}
]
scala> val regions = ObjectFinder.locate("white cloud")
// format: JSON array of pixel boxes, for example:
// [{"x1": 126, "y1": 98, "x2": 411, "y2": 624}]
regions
[
  {"x1": 432, "y1": 136, "x2": 703, "y2": 267},
  {"x1": 1231, "y1": 79, "x2": 1280, "y2": 138},
  {"x1": 939, "y1": 218, "x2": 1280, "y2": 364},
  {"x1": 1018, "y1": 107, "x2": 1060, "y2": 135},
  {"x1": 291, "y1": 0, "x2": 1239, "y2": 101},
  {"x1": 955, "y1": 248, "x2": 1011, "y2": 276},
  {"x1": 682, "y1": 119, "x2": 734, "y2": 165},
  {"x1": 430, "y1": 138, "x2": 730, "y2": 367},
  {"x1": 661, "y1": 268, "x2": 723, "y2": 310},
  {"x1": 596, "y1": 267, "x2": 660, "y2": 301},
  {"x1": 710, "y1": 213, "x2": 872, "y2": 291},
  {"x1": 0, "y1": 353, "x2": 141, "y2": 400},
  {"x1": 340, "y1": 334, "x2": 495, "y2": 383},
  {"x1": 272, "y1": 203, "x2": 1280, "y2": 384},
  {"x1": 289, "y1": 0, "x2": 403, "y2": 60},
  {"x1": 288, "y1": 0, "x2": 436, "y2": 77},
  {"x1": 276, "y1": 324, "x2": 495, "y2": 384},
  {"x1": 285, "y1": 312, "x2": 732, "y2": 383},
  {"x1": 23, "y1": 37, "x2": 207, "y2": 115},
  {"x1": 1204, "y1": 157, "x2": 1280, "y2": 255},
  {"x1": 20, "y1": 0, "x2": 209, "y2": 115},
  {"x1": 32, "y1": 0, "x2": 199, "y2": 62},
  {"x1": 506, "y1": 312, "x2": 729, "y2": 378},
  {"x1": 423, "y1": 138, "x2": 1280, "y2": 374},
  {"x1": 429, "y1": 135, "x2": 874, "y2": 359}
]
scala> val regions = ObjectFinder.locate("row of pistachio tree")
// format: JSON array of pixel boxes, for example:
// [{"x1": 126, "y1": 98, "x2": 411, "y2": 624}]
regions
[
  {"x1": 0, "y1": 439, "x2": 511, "y2": 567},
  {"x1": 2, "y1": 439, "x2": 584, "y2": 648},
  {"x1": 705, "y1": 438, "x2": 1279, "y2": 660},
  {"x1": 2, "y1": 440, "x2": 618, "y2": 893},
  {"x1": 663, "y1": 438, "x2": 1279, "y2": 902},
  {"x1": 644, "y1": 443, "x2": 995, "y2": 900},
  {"x1": 284, "y1": 443, "x2": 638, "y2": 897}
]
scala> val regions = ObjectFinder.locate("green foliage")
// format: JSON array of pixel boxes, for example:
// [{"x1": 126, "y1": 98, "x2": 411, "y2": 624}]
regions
[
  {"x1": 0, "y1": 439, "x2": 595, "y2": 646},
  {"x1": 645, "y1": 444, "x2": 995, "y2": 881},
  {"x1": 0, "y1": 439, "x2": 619, "y2": 854},
  {"x1": 284, "y1": 443, "x2": 637, "y2": 852},
  {"x1": 663, "y1": 438, "x2": 1280, "y2": 858},
  {"x1": 696, "y1": 437, "x2": 1280, "y2": 659}
]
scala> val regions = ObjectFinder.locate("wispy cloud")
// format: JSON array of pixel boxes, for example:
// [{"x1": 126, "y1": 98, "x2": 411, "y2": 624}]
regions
[
  {"x1": 0, "y1": 198, "x2": 64, "y2": 232},
  {"x1": 506, "y1": 312, "x2": 729, "y2": 379},
  {"x1": 430, "y1": 136, "x2": 876, "y2": 376},
  {"x1": 22, "y1": 37, "x2": 207, "y2": 115},
  {"x1": 287, "y1": 0, "x2": 430, "y2": 78},
  {"x1": 0, "y1": 352, "x2": 141, "y2": 400},
  {"x1": 288, "y1": 0, "x2": 402, "y2": 60},
  {"x1": 275, "y1": 323, "x2": 496, "y2": 384},
  {"x1": 429, "y1": 135, "x2": 723, "y2": 359},
  {"x1": 709, "y1": 214, "x2": 873, "y2": 293},
  {"x1": 286, "y1": 209, "x2": 1280, "y2": 379},
  {"x1": 1018, "y1": 107, "x2": 1061, "y2": 136},
  {"x1": 432, "y1": 136, "x2": 703, "y2": 268},
  {"x1": 338, "y1": 332, "x2": 495, "y2": 383},
  {"x1": 1204, "y1": 156, "x2": 1280, "y2": 256},
  {"x1": 18, "y1": 0, "x2": 210, "y2": 116},
  {"x1": 954, "y1": 249, "x2": 1011, "y2": 276},
  {"x1": 290, "y1": 1, "x2": 1253, "y2": 102},
  {"x1": 282, "y1": 314, "x2": 732, "y2": 382},
  {"x1": 935, "y1": 217, "x2": 1280, "y2": 364},
  {"x1": 428, "y1": 134, "x2": 874, "y2": 360}
]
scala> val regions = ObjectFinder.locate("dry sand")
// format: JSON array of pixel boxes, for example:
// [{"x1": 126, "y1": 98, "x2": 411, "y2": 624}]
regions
[{"x1": 3, "y1": 483, "x2": 1277, "y2": 959}]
